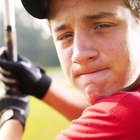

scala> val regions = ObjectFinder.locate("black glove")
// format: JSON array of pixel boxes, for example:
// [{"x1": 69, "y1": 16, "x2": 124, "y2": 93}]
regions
[
  {"x1": 0, "y1": 94, "x2": 29, "y2": 128},
  {"x1": 0, "y1": 49, "x2": 52, "y2": 99}
]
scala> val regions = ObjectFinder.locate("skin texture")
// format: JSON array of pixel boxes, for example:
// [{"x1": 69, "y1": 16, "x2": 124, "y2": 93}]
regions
[
  {"x1": 0, "y1": 120, "x2": 23, "y2": 140},
  {"x1": 49, "y1": 0, "x2": 140, "y2": 104},
  {"x1": 1, "y1": 0, "x2": 140, "y2": 139}
]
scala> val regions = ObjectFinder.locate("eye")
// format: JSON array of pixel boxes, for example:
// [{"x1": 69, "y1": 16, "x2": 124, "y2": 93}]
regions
[
  {"x1": 94, "y1": 23, "x2": 114, "y2": 30},
  {"x1": 58, "y1": 33, "x2": 73, "y2": 41}
]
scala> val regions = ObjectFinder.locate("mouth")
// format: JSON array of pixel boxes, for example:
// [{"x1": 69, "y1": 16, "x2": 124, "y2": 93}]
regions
[{"x1": 72, "y1": 68, "x2": 109, "y2": 78}]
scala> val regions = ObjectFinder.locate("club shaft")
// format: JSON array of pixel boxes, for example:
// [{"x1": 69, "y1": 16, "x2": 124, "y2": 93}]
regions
[{"x1": 3, "y1": 0, "x2": 17, "y2": 61}]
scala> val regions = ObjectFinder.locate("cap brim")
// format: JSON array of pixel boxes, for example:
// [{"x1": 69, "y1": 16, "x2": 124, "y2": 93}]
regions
[{"x1": 21, "y1": 0, "x2": 47, "y2": 19}]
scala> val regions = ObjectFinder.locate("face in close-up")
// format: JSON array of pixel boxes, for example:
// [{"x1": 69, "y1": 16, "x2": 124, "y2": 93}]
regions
[{"x1": 48, "y1": 0, "x2": 140, "y2": 104}]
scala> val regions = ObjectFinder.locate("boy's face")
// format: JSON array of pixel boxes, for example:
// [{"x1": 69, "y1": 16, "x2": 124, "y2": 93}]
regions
[{"x1": 49, "y1": 0, "x2": 140, "y2": 104}]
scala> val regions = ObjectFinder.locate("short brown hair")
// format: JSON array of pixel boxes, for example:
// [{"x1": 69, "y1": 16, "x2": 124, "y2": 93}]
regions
[{"x1": 125, "y1": 0, "x2": 140, "y2": 17}]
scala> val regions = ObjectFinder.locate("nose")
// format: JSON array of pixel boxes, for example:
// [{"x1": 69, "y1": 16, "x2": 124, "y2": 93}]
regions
[{"x1": 72, "y1": 30, "x2": 99, "y2": 64}]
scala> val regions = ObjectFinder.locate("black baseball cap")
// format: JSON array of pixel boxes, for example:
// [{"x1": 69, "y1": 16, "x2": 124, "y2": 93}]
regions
[{"x1": 21, "y1": 0, "x2": 49, "y2": 19}]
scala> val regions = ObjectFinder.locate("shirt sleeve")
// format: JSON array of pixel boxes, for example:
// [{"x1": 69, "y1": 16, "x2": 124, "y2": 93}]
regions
[{"x1": 56, "y1": 91, "x2": 140, "y2": 140}]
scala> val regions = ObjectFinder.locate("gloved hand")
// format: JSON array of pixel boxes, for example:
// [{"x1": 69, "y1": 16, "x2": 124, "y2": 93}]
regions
[
  {"x1": 0, "y1": 94, "x2": 29, "y2": 128},
  {"x1": 0, "y1": 47, "x2": 52, "y2": 99}
]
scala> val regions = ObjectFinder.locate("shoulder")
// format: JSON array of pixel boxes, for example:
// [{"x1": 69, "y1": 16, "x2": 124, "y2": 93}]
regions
[
  {"x1": 85, "y1": 90, "x2": 140, "y2": 113},
  {"x1": 83, "y1": 91, "x2": 140, "y2": 123},
  {"x1": 57, "y1": 91, "x2": 140, "y2": 140},
  {"x1": 80, "y1": 91, "x2": 140, "y2": 138}
]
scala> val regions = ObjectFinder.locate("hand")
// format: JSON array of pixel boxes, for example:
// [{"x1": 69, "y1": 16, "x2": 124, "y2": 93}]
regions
[
  {"x1": 0, "y1": 94, "x2": 29, "y2": 128},
  {"x1": 0, "y1": 47, "x2": 52, "y2": 99}
]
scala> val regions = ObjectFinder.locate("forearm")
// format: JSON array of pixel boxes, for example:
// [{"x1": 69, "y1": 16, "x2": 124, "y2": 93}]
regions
[
  {"x1": 43, "y1": 80, "x2": 90, "y2": 120},
  {"x1": 0, "y1": 120, "x2": 23, "y2": 140}
]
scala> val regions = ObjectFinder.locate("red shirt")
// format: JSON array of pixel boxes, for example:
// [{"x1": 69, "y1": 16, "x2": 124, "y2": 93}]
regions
[{"x1": 57, "y1": 88, "x2": 140, "y2": 140}]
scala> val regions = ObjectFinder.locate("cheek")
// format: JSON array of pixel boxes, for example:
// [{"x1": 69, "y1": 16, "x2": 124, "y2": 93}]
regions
[
  {"x1": 56, "y1": 46, "x2": 72, "y2": 78},
  {"x1": 108, "y1": 40, "x2": 133, "y2": 86},
  {"x1": 102, "y1": 35, "x2": 131, "y2": 72}
]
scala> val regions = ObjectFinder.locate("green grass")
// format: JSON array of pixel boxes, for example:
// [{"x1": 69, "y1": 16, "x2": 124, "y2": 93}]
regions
[
  {"x1": 22, "y1": 67, "x2": 70, "y2": 140},
  {"x1": 22, "y1": 96, "x2": 69, "y2": 140},
  {"x1": 45, "y1": 66, "x2": 62, "y2": 73}
]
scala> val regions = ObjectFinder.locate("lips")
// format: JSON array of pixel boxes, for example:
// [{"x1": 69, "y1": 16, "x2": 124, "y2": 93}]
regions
[{"x1": 71, "y1": 65, "x2": 109, "y2": 79}]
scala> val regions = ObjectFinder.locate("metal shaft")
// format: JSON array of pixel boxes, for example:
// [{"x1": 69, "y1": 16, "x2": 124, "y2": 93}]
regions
[{"x1": 3, "y1": 0, "x2": 17, "y2": 61}]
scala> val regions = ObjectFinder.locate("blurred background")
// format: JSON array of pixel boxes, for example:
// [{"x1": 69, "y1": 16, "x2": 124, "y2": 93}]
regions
[
  {"x1": 0, "y1": 0, "x2": 60, "y2": 67},
  {"x1": 0, "y1": 0, "x2": 70, "y2": 139}
]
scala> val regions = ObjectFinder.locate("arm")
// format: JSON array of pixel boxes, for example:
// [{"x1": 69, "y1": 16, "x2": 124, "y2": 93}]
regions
[
  {"x1": 43, "y1": 80, "x2": 89, "y2": 120},
  {"x1": 0, "y1": 50, "x2": 89, "y2": 121},
  {"x1": 0, "y1": 92, "x2": 29, "y2": 140},
  {"x1": 0, "y1": 120, "x2": 23, "y2": 140}
]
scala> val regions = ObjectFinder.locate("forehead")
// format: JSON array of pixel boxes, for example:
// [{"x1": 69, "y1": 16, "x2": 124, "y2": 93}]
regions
[{"x1": 48, "y1": 0, "x2": 133, "y2": 31}]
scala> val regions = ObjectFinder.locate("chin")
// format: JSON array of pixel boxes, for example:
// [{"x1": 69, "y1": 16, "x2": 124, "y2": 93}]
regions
[{"x1": 85, "y1": 94, "x2": 103, "y2": 104}]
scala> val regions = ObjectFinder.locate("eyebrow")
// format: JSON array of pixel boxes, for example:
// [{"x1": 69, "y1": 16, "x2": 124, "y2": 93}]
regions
[
  {"x1": 54, "y1": 24, "x2": 68, "y2": 32},
  {"x1": 53, "y1": 12, "x2": 115, "y2": 32},
  {"x1": 84, "y1": 12, "x2": 115, "y2": 20}
]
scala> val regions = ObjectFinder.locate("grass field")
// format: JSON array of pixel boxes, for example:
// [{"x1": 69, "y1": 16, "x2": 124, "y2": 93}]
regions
[
  {"x1": 22, "y1": 96, "x2": 69, "y2": 140},
  {"x1": 22, "y1": 67, "x2": 70, "y2": 140}
]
